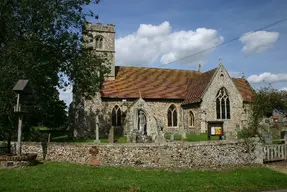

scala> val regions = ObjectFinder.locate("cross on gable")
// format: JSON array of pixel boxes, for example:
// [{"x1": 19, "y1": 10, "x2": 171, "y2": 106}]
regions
[{"x1": 219, "y1": 57, "x2": 223, "y2": 64}]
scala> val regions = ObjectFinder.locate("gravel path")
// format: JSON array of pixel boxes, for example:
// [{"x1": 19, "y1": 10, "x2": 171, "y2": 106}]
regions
[{"x1": 265, "y1": 160, "x2": 287, "y2": 174}]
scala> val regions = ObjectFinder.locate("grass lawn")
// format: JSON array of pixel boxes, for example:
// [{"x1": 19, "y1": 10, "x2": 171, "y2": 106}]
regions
[
  {"x1": 165, "y1": 133, "x2": 220, "y2": 142},
  {"x1": 44, "y1": 133, "x2": 218, "y2": 143},
  {"x1": 0, "y1": 162, "x2": 287, "y2": 192}
]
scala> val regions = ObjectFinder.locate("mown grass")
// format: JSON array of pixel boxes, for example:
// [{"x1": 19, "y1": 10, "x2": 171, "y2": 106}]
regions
[
  {"x1": 52, "y1": 133, "x2": 215, "y2": 143},
  {"x1": 0, "y1": 162, "x2": 286, "y2": 192},
  {"x1": 52, "y1": 133, "x2": 218, "y2": 143},
  {"x1": 165, "y1": 133, "x2": 220, "y2": 142}
]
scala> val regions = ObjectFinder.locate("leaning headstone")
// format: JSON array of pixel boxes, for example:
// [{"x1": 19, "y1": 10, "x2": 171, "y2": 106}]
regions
[
  {"x1": 262, "y1": 132, "x2": 272, "y2": 144},
  {"x1": 155, "y1": 129, "x2": 167, "y2": 144},
  {"x1": 126, "y1": 135, "x2": 131, "y2": 143},
  {"x1": 108, "y1": 127, "x2": 114, "y2": 143},
  {"x1": 170, "y1": 134, "x2": 174, "y2": 142},
  {"x1": 181, "y1": 132, "x2": 187, "y2": 140},
  {"x1": 131, "y1": 130, "x2": 137, "y2": 143},
  {"x1": 225, "y1": 132, "x2": 230, "y2": 139},
  {"x1": 260, "y1": 122, "x2": 270, "y2": 134}
]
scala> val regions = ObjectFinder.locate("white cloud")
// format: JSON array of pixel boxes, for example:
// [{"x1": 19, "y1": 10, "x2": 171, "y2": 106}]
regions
[
  {"x1": 248, "y1": 72, "x2": 287, "y2": 84},
  {"x1": 58, "y1": 85, "x2": 73, "y2": 107},
  {"x1": 116, "y1": 21, "x2": 224, "y2": 66},
  {"x1": 280, "y1": 87, "x2": 287, "y2": 91},
  {"x1": 240, "y1": 31, "x2": 279, "y2": 54}
]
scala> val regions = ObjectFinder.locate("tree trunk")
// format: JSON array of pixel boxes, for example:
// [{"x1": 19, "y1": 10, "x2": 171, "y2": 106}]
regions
[{"x1": 7, "y1": 135, "x2": 11, "y2": 154}]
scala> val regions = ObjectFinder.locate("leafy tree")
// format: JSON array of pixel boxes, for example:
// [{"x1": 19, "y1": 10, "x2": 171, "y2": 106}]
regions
[
  {"x1": 0, "y1": 0, "x2": 110, "y2": 142},
  {"x1": 238, "y1": 86, "x2": 287, "y2": 138}
]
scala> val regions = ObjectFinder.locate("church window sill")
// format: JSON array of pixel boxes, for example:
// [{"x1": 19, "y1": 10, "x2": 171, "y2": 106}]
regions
[
  {"x1": 112, "y1": 126, "x2": 122, "y2": 128},
  {"x1": 216, "y1": 119, "x2": 231, "y2": 121}
]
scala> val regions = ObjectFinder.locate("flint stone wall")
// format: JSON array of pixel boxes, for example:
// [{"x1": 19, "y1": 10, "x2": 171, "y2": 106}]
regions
[
  {"x1": 0, "y1": 161, "x2": 31, "y2": 168},
  {"x1": 83, "y1": 98, "x2": 191, "y2": 137},
  {"x1": 21, "y1": 139, "x2": 263, "y2": 168}
]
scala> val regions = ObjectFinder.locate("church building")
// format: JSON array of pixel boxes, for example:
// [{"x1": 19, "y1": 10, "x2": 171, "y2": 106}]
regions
[{"x1": 72, "y1": 22, "x2": 254, "y2": 141}]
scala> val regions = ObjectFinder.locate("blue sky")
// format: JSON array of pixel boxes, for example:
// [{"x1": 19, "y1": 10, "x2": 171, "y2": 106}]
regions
[{"x1": 59, "y1": 0, "x2": 287, "y2": 106}]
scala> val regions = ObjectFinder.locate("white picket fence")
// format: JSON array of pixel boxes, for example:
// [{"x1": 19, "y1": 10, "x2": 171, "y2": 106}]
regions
[{"x1": 263, "y1": 144, "x2": 287, "y2": 162}]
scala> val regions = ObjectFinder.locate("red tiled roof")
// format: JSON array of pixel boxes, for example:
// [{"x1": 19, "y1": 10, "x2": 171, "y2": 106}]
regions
[
  {"x1": 101, "y1": 66, "x2": 254, "y2": 103},
  {"x1": 101, "y1": 66, "x2": 200, "y2": 99},
  {"x1": 182, "y1": 68, "x2": 217, "y2": 104},
  {"x1": 232, "y1": 78, "x2": 254, "y2": 102}
]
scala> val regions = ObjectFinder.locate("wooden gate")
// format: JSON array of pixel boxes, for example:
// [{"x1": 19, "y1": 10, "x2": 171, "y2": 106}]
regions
[{"x1": 263, "y1": 144, "x2": 287, "y2": 162}]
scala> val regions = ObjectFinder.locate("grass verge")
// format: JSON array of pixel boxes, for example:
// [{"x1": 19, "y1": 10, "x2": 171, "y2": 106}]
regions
[
  {"x1": 165, "y1": 133, "x2": 220, "y2": 142},
  {"x1": 0, "y1": 162, "x2": 286, "y2": 192}
]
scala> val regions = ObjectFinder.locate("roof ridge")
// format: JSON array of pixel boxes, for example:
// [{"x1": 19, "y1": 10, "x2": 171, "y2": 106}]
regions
[{"x1": 115, "y1": 65, "x2": 199, "y2": 72}]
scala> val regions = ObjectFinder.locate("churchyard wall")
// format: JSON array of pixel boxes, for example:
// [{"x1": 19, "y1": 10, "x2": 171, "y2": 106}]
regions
[{"x1": 22, "y1": 138, "x2": 263, "y2": 168}]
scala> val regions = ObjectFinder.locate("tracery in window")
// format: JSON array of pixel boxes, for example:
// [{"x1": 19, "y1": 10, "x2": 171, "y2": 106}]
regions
[
  {"x1": 112, "y1": 105, "x2": 121, "y2": 126},
  {"x1": 216, "y1": 87, "x2": 230, "y2": 119},
  {"x1": 168, "y1": 104, "x2": 177, "y2": 127},
  {"x1": 95, "y1": 36, "x2": 104, "y2": 49}
]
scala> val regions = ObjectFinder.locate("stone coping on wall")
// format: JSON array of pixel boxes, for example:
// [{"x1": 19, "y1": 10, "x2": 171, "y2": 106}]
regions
[{"x1": 20, "y1": 137, "x2": 260, "y2": 147}]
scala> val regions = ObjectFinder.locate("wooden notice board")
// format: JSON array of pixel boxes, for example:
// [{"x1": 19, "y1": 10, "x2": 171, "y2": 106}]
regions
[{"x1": 207, "y1": 121, "x2": 224, "y2": 140}]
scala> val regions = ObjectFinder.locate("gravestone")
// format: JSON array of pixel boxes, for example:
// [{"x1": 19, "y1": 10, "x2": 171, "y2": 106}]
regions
[
  {"x1": 155, "y1": 133, "x2": 166, "y2": 143},
  {"x1": 170, "y1": 134, "x2": 174, "y2": 142},
  {"x1": 262, "y1": 132, "x2": 272, "y2": 144},
  {"x1": 126, "y1": 135, "x2": 130, "y2": 143},
  {"x1": 181, "y1": 132, "x2": 187, "y2": 140},
  {"x1": 225, "y1": 132, "x2": 230, "y2": 139},
  {"x1": 108, "y1": 127, "x2": 114, "y2": 143}
]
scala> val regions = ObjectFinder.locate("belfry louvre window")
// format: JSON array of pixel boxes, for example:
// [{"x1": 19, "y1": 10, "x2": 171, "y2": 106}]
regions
[
  {"x1": 216, "y1": 87, "x2": 230, "y2": 119},
  {"x1": 168, "y1": 104, "x2": 177, "y2": 127},
  {"x1": 95, "y1": 36, "x2": 103, "y2": 49},
  {"x1": 112, "y1": 105, "x2": 121, "y2": 126}
]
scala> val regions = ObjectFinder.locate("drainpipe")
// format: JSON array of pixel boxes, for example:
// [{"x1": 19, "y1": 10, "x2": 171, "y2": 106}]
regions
[{"x1": 181, "y1": 106, "x2": 184, "y2": 130}]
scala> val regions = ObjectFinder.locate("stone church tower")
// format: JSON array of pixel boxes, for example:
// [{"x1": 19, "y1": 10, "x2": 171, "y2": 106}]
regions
[
  {"x1": 83, "y1": 22, "x2": 115, "y2": 79},
  {"x1": 72, "y1": 23, "x2": 117, "y2": 138}
]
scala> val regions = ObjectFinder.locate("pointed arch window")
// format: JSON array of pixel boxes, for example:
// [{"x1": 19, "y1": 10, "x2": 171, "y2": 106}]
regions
[
  {"x1": 88, "y1": 34, "x2": 93, "y2": 43},
  {"x1": 189, "y1": 111, "x2": 194, "y2": 127},
  {"x1": 216, "y1": 87, "x2": 231, "y2": 119},
  {"x1": 112, "y1": 105, "x2": 121, "y2": 126},
  {"x1": 168, "y1": 104, "x2": 177, "y2": 127},
  {"x1": 95, "y1": 36, "x2": 104, "y2": 49}
]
